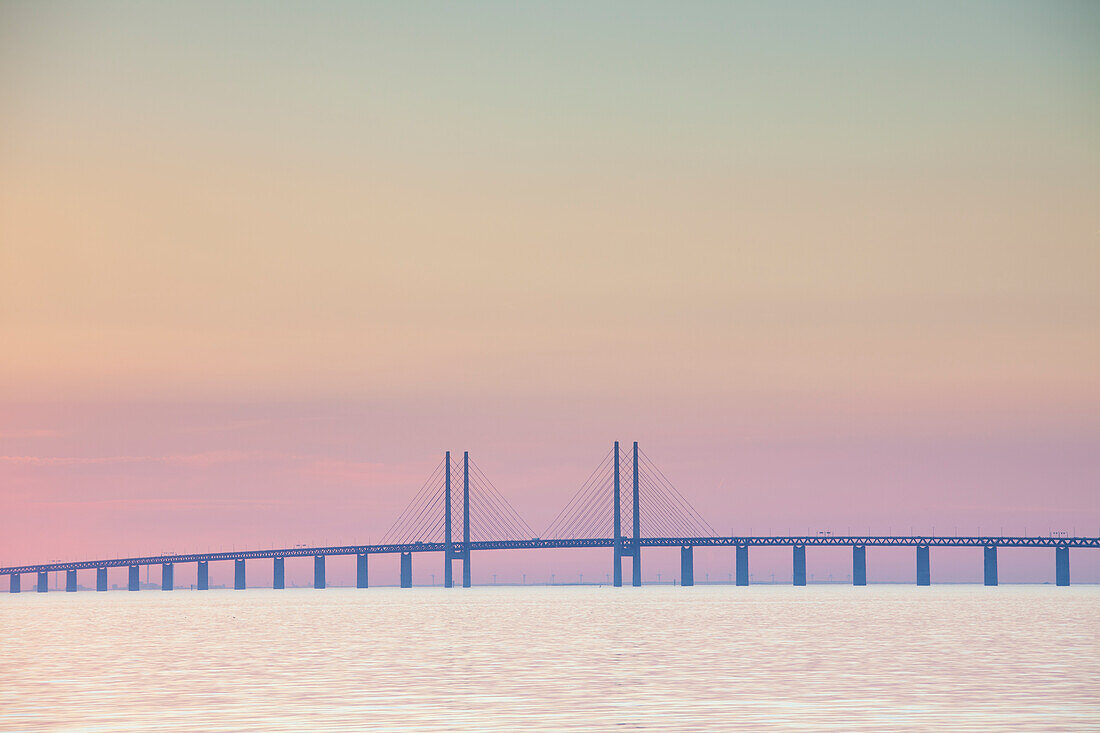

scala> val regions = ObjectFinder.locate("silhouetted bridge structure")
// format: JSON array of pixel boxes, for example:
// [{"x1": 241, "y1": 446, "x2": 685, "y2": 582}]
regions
[{"x1": 5, "y1": 443, "x2": 1095, "y2": 593}]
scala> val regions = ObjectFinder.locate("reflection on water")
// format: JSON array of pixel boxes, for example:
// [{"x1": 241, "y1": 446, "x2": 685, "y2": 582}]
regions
[{"x1": 2, "y1": 586, "x2": 1097, "y2": 731}]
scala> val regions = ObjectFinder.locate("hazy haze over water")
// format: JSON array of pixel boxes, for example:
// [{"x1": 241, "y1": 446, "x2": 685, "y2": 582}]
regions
[{"x1": 2, "y1": 585, "x2": 1097, "y2": 732}]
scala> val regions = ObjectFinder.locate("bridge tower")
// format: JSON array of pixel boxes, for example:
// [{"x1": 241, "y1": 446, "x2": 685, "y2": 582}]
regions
[
  {"x1": 613, "y1": 442, "x2": 622, "y2": 587},
  {"x1": 444, "y1": 451, "x2": 453, "y2": 588},
  {"x1": 631, "y1": 441, "x2": 642, "y2": 587},
  {"x1": 463, "y1": 451, "x2": 472, "y2": 588},
  {"x1": 545, "y1": 440, "x2": 713, "y2": 588},
  {"x1": 382, "y1": 449, "x2": 529, "y2": 589}
]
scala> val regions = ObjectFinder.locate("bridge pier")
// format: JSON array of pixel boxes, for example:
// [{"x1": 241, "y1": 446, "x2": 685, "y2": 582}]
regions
[
  {"x1": 234, "y1": 559, "x2": 246, "y2": 590},
  {"x1": 357, "y1": 553, "x2": 369, "y2": 588},
  {"x1": 161, "y1": 563, "x2": 173, "y2": 591},
  {"x1": 401, "y1": 552, "x2": 413, "y2": 588},
  {"x1": 197, "y1": 561, "x2": 209, "y2": 590},
  {"x1": 853, "y1": 545, "x2": 866, "y2": 586},
  {"x1": 128, "y1": 565, "x2": 139, "y2": 591},
  {"x1": 1056, "y1": 547, "x2": 1070, "y2": 586},
  {"x1": 10, "y1": 574, "x2": 20, "y2": 593},
  {"x1": 736, "y1": 545, "x2": 749, "y2": 585},
  {"x1": 37, "y1": 571, "x2": 48, "y2": 592},
  {"x1": 680, "y1": 546, "x2": 694, "y2": 586},
  {"x1": 983, "y1": 546, "x2": 998, "y2": 586},
  {"x1": 66, "y1": 569, "x2": 77, "y2": 592},
  {"x1": 273, "y1": 558, "x2": 284, "y2": 589},
  {"x1": 314, "y1": 555, "x2": 326, "y2": 589},
  {"x1": 97, "y1": 567, "x2": 108, "y2": 592},
  {"x1": 793, "y1": 545, "x2": 807, "y2": 586},
  {"x1": 917, "y1": 545, "x2": 930, "y2": 586}
]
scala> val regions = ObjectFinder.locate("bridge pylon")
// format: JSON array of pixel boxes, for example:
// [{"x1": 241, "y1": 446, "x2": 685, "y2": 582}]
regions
[
  {"x1": 613, "y1": 442, "x2": 622, "y2": 586},
  {"x1": 545, "y1": 441, "x2": 715, "y2": 587},
  {"x1": 631, "y1": 441, "x2": 641, "y2": 587},
  {"x1": 382, "y1": 449, "x2": 531, "y2": 587},
  {"x1": 462, "y1": 451, "x2": 471, "y2": 588}
]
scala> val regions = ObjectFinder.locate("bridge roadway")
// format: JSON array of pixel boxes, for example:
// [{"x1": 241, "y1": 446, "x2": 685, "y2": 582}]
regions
[{"x1": 3, "y1": 535, "x2": 1095, "y2": 576}]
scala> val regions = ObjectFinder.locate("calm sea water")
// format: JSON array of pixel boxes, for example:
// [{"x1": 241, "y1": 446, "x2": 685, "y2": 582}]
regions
[{"x1": 2, "y1": 585, "x2": 1097, "y2": 732}]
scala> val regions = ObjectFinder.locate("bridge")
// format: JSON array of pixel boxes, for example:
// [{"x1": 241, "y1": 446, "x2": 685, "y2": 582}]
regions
[{"x1": 4, "y1": 442, "x2": 1095, "y2": 593}]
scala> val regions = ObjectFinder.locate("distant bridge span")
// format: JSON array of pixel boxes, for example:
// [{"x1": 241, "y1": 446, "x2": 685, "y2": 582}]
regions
[
  {"x1": 3, "y1": 535, "x2": 1097, "y2": 576},
  {"x1": 4, "y1": 443, "x2": 1094, "y2": 591}
]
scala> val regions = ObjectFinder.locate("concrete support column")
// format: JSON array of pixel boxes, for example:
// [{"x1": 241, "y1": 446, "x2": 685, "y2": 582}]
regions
[
  {"x1": 197, "y1": 561, "x2": 209, "y2": 590},
  {"x1": 37, "y1": 571, "x2": 48, "y2": 592},
  {"x1": 793, "y1": 545, "x2": 807, "y2": 586},
  {"x1": 983, "y1": 546, "x2": 998, "y2": 586},
  {"x1": 128, "y1": 565, "x2": 140, "y2": 591},
  {"x1": 357, "y1": 553, "x2": 369, "y2": 589},
  {"x1": 680, "y1": 546, "x2": 694, "y2": 586},
  {"x1": 97, "y1": 567, "x2": 108, "y2": 592},
  {"x1": 400, "y1": 552, "x2": 413, "y2": 588},
  {"x1": 66, "y1": 569, "x2": 77, "y2": 592},
  {"x1": 234, "y1": 559, "x2": 247, "y2": 589},
  {"x1": 9, "y1": 574, "x2": 20, "y2": 593},
  {"x1": 853, "y1": 545, "x2": 867, "y2": 586},
  {"x1": 161, "y1": 563, "x2": 173, "y2": 591},
  {"x1": 917, "y1": 545, "x2": 930, "y2": 586},
  {"x1": 736, "y1": 545, "x2": 749, "y2": 586},
  {"x1": 1056, "y1": 547, "x2": 1070, "y2": 586},
  {"x1": 234, "y1": 559, "x2": 246, "y2": 590},
  {"x1": 314, "y1": 555, "x2": 326, "y2": 589},
  {"x1": 273, "y1": 558, "x2": 285, "y2": 589}
]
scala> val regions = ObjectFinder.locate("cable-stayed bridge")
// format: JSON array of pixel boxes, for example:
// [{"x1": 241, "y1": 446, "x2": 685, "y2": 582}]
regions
[{"x1": 4, "y1": 442, "x2": 1096, "y2": 593}]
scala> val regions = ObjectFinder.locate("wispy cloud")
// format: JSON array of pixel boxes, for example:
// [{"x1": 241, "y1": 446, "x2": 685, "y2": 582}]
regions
[
  {"x1": 23, "y1": 498, "x2": 303, "y2": 507},
  {"x1": 0, "y1": 450, "x2": 283, "y2": 467},
  {"x1": 0, "y1": 428, "x2": 61, "y2": 439},
  {"x1": 0, "y1": 452, "x2": 426, "y2": 486}
]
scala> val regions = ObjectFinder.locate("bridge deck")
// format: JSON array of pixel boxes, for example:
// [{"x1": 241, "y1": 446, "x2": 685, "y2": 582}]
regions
[{"x1": 3, "y1": 535, "x2": 1096, "y2": 575}]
